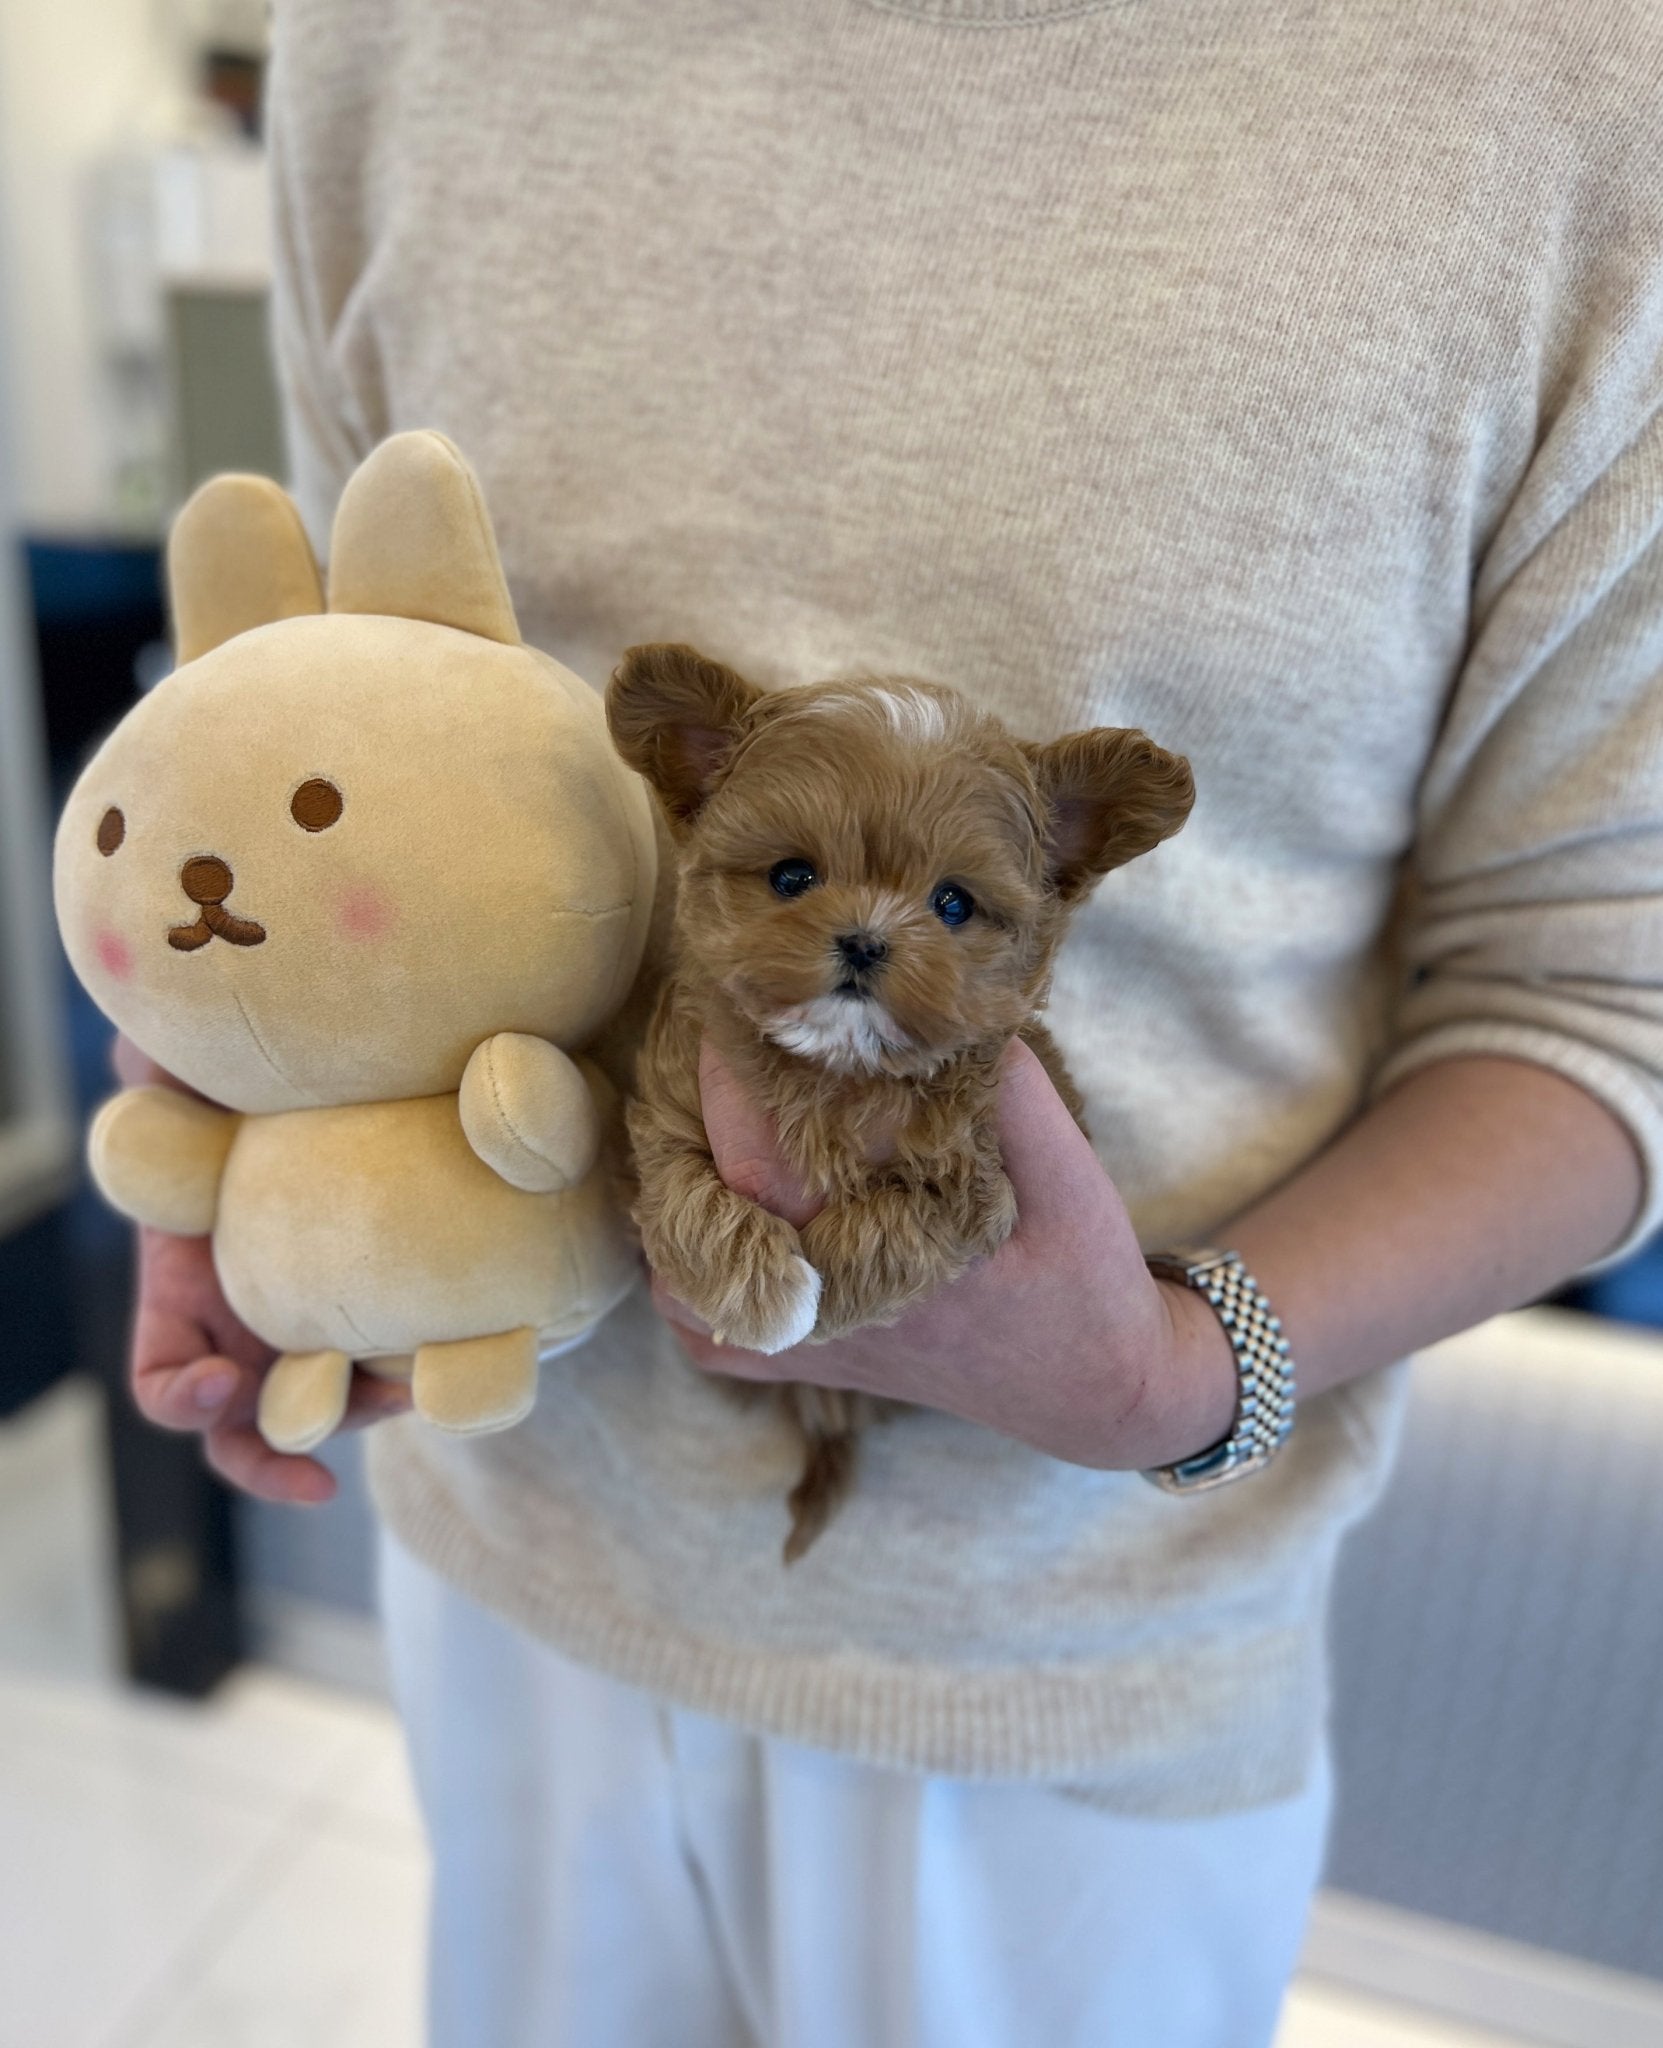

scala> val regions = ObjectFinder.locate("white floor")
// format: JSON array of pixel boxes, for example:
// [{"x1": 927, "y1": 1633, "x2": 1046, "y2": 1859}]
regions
[{"x1": 0, "y1": 1378, "x2": 1533, "y2": 2048}]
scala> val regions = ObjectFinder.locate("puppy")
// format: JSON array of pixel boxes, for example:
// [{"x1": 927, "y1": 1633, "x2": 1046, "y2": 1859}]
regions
[{"x1": 606, "y1": 645, "x2": 1194, "y2": 1560}]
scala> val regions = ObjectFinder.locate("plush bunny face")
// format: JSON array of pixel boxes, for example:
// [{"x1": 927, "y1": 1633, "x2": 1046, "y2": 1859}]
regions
[{"x1": 54, "y1": 434, "x2": 657, "y2": 1113}]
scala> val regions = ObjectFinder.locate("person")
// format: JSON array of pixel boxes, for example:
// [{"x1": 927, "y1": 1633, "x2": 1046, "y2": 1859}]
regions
[{"x1": 125, "y1": 2, "x2": 1663, "y2": 2042}]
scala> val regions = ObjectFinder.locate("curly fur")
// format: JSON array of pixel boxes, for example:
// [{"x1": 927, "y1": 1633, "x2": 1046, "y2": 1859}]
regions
[{"x1": 608, "y1": 646, "x2": 1194, "y2": 1560}]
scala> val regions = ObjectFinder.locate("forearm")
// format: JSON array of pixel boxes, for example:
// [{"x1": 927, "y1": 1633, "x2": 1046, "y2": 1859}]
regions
[
  {"x1": 1207, "y1": 1055, "x2": 1644, "y2": 1407},
  {"x1": 659, "y1": 1039, "x2": 1648, "y2": 1476}
]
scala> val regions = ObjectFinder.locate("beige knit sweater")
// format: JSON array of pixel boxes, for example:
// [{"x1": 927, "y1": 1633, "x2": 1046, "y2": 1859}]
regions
[{"x1": 268, "y1": 0, "x2": 1663, "y2": 1814}]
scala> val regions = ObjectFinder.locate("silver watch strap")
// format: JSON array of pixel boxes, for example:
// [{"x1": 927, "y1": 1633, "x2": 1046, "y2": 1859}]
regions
[{"x1": 1141, "y1": 1246, "x2": 1295, "y2": 1494}]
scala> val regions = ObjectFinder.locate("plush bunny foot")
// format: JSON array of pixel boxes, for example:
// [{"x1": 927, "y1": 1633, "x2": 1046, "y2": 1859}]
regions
[
  {"x1": 412, "y1": 1327, "x2": 539, "y2": 1435},
  {"x1": 258, "y1": 1349, "x2": 353, "y2": 1453}
]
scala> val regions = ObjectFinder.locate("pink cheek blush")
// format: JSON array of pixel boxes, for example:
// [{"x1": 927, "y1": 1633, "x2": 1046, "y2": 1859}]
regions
[
  {"x1": 95, "y1": 930, "x2": 135, "y2": 982},
  {"x1": 337, "y1": 885, "x2": 395, "y2": 942}
]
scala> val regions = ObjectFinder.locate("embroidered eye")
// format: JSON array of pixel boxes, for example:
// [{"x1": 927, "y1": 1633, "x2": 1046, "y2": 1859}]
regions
[
  {"x1": 96, "y1": 807, "x2": 125, "y2": 856},
  {"x1": 769, "y1": 858, "x2": 819, "y2": 898},
  {"x1": 291, "y1": 778, "x2": 344, "y2": 832},
  {"x1": 932, "y1": 883, "x2": 975, "y2": 927}
]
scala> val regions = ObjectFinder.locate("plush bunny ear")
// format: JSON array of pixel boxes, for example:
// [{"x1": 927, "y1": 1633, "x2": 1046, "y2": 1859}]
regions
[
  {"x1": 327, "y1": 430, "x2": 520, "y2": 644},
  {"x1": 1021, "y1": 728, "x2": 1195, "y2": 901},
  {"x1": 168, "y1": 475, "x2": 325, "y2": 664},
  {"x1": 606, "y1": 643, "x2": 764, "y2": 824}
]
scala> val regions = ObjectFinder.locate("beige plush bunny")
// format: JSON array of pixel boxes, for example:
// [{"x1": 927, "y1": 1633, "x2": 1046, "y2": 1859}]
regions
[{"x1": 54, "y1": 432, "x2": 659, "y2": 1453}]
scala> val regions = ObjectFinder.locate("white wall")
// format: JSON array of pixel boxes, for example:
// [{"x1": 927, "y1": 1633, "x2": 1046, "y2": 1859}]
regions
[
  {"x1": 0, "y1": 235, "x2": 74, "y2": 1228},
  {"x1": 0, "y1": 0, "x2": 185, "y2": 533}
]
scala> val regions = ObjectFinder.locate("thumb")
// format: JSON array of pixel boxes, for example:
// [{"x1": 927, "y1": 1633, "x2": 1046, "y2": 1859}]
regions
[
  {"x1": 698, "y1": 1038, "x2": 821, "y2": 1228},
  {"x1": 996, "y1": 1038, "x2": 1119, "y2": 1243}
]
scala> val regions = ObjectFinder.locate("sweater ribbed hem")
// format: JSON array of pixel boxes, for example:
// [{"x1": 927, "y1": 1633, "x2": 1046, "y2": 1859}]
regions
[
  {"x1": 861, "y1": 0, "x2": 1144, "y2": 26},
  {"x1": 369, "y1": 1426, "x2": 1329, "y2": 1820}
]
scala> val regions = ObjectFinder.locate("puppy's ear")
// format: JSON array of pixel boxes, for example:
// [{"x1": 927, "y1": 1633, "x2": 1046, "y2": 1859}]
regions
[
  {"x1": 1022, "y1": 728, "x2": 1194, "y2": 900},
  {"x1": 606, "y1": 643, "x2": 764, "y2": 824}
]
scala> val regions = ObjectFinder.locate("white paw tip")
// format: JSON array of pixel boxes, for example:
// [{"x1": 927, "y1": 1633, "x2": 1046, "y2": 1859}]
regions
[{"x1": 751, "y1": 1257, "x2": 823, "y2": 1355}]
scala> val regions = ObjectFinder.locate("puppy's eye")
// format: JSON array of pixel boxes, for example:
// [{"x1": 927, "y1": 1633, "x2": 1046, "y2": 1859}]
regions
[
  {"x1": 291, "y1": 778, "x2": 344, "y2": 831},
  {"x1": 932, "y1": 883, "x2": 975, "y2": 927},
  {"x1": 769, "y1": 858, "x2": 819, "y2": 899},
  {"x1": 96, "y1": 807, "x2": 125, "y2": 856}
]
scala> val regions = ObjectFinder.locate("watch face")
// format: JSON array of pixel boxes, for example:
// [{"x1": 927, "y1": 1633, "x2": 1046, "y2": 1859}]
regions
[
  {"x1": 1148, "y1": 1245, "x2": 1229, "y2": 1281},
  {"x1": 1146, "y1": 1236, "x2": 1212, "y2": 1269}
]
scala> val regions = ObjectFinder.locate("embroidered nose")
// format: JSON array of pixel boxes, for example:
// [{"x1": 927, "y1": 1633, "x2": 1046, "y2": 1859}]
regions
[
  {"x1": 169, "y1": 853, "x2": 267, "y2": 950},
  {"x1": 181, "y1": 854, "x2": 234, "y2": 905},
  {"x1": 835, "y1": 931, "x2": 888, "y2": 975}
]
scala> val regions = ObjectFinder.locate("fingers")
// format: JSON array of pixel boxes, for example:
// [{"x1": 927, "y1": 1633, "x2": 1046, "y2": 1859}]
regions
[
  {"x1": 651, "y1": 1269, "x2": 793, "y2": 1378},
  {"x1": 650, "y1": 1272, "x2": 711, "y2": 1335},
  {"x1": 656, "y1": 1282, "x2": 864, "y2": 1391},
  {"x1": 199, "y1": 1368, "x2": 406, "y2": 1502},
  {"x1": 995, "y1": 1038, "x2": 1115, "y2": 1242},
  {"x1": 653, "y1": 1270, "x2": 776, "y2": 1378},
  {"x1": 137, "y1": 1349, "x2": 260, "y2": 1433},
  {"x1": 137, "y1": 1331, "x2": 405, "y2": 1497},
  {"x1": 204, "y1": 1420, "x2": 337, "y2": 1505},
  {"x1": 131, "y1": 1227, "x2": 408, "y2": 1500},
  {"x1": 131, "y1": 1290, "x2": 264, "y2": 1430},
  {"x1": 698, "y1": 1039, "x2": 820, "y2": 1227},
  {"x1": 673, "y1": 1325, "x2": 818, "y2": 1383},
  {"x1": 340, "y1": 1374, "x2": 414, "y2": 1429}
]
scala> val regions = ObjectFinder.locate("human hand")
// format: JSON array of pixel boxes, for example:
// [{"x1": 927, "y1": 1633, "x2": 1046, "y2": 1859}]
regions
[
  {"x1": 129, "y1": 1224, "x2": 411, "y2": 1505},
  {"x1": 653, "y1": 1039, "x2": 1239, "y2": 1472},
  {"x1": 116, "y1": 1029, "x2": 411, "y2": 1501}
]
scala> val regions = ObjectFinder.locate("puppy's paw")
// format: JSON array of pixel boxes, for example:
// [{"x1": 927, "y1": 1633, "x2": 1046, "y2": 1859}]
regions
[{"x1": 714, "y1": 1253, "x2": 822, "y2": 1356}]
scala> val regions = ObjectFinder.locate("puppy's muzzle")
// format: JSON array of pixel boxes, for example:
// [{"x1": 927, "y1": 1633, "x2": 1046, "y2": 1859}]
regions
[
  {"x1": 834, "y1": 929, "x2": 887, "y2": 993},
  {"x1": 169, "y1": 854, "x2": 268, "y2": 951}
]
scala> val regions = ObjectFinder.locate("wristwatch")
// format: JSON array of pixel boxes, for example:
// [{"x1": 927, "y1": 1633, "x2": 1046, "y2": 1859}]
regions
[{"x1": 1141, "y1": 1246, "x2": 1295, "y2": 1494}]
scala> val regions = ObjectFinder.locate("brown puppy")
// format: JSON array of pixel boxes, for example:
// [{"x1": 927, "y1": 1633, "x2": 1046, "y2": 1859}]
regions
[{"x1": 607, "y1": 645, "x2": 1194, "y2": 1560}]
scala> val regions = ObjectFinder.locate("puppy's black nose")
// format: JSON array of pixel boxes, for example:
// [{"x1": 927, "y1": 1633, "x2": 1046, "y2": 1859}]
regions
[{"x1": 835, "y1": 931, "x2": 888, "y2": 975}]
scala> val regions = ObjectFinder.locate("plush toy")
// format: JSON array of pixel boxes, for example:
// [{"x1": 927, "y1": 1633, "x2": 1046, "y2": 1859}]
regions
[{"x1": 54, "y1": 431, "x2": 659, "y2": 1453}]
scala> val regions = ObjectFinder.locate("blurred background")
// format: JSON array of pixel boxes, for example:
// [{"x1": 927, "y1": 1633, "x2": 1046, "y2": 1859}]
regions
[{"x1": 1, "y1": 6, "x2": 1661, "y2": 2046}]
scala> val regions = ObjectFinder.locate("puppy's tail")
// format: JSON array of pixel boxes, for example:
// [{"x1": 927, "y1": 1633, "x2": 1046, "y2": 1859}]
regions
[
  {"x1": 784, "y1": 1428, "x2": 859, "y2": 1564},
  {"x1": 780, "y1": 1386, "x2": 866, "y2": 1564}
]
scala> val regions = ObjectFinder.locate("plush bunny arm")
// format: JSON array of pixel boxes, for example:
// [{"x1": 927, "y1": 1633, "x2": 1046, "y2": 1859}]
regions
[
  {"x1": 88, "y1": 1087, "x2": 239, "y2": 1235},
  {"x1": 459, "y1": 1034, "x2": 606, "y2": 1193}
]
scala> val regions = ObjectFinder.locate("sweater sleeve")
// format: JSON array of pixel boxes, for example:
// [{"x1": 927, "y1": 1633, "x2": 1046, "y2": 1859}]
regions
[{"x1": 1374, "y1": 383, "x2": 1663, "y2": 1266}]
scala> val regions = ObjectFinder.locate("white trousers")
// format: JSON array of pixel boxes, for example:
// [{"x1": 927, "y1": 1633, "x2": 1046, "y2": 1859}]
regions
[{"x1": 380, "y1": 1538, "x2": 1331, "y2": 2048}]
